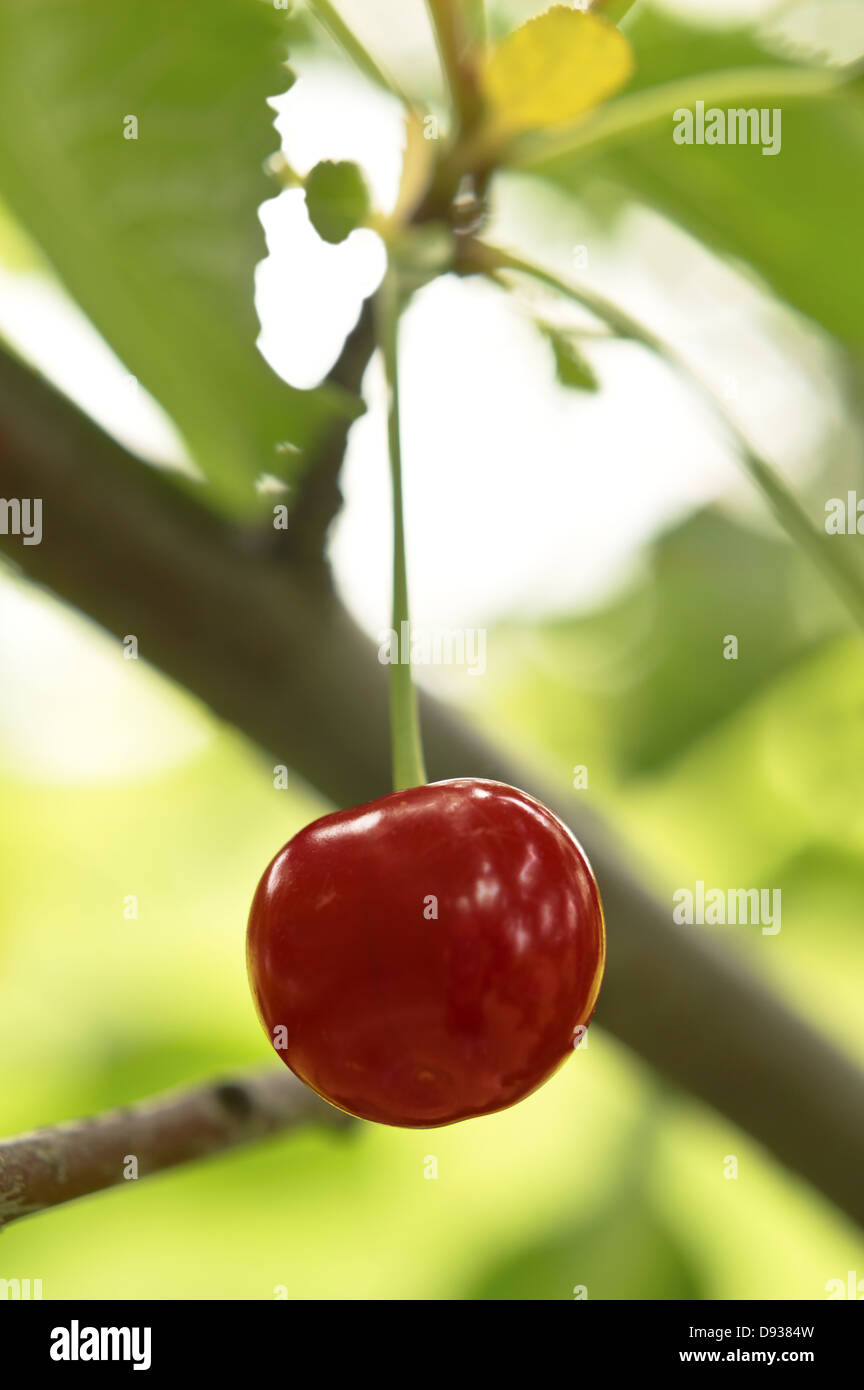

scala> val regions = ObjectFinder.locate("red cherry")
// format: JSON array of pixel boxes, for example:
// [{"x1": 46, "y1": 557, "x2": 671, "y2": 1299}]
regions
[{"x1": 246, "y1": 778, "x2": 604, "y2": 1127}]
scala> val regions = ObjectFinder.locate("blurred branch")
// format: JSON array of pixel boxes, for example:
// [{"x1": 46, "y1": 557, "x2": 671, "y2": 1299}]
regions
[
  {"x1": 1, "y1": 346, "x2": 864, "y2": 1228},
  {"x1": 0, "y1": 1068, "x2": 349, "y2": 1228}
]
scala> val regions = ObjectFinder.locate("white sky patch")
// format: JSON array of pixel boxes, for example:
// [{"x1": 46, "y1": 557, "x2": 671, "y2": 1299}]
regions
[
  {"x1": 269, "y1": 58, "x2": 404, "y2": 210},
  {"x1": 256, "y1": 194, "x2": 385, "y2": 388},
  {"x1": 254, "y1": 60, "x2": 400, "y2": 387}
]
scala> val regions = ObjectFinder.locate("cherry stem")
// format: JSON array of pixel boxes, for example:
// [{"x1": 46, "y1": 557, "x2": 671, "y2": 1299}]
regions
[{"x1": 375, "y1": 270, "x2": 427, "y2": 792}]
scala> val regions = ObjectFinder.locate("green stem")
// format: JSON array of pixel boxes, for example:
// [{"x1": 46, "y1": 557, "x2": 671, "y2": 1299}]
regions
[
  {"x1": 425, "y1": 0, "x2": 484, "y2": 135},
  {"x1": 375, "y1": 271, "x2": 428, "y2": 791},
  {"x1": 307, "y1": 0, "x2": 407, "y2": 103},
  {"x1": 470, "y1": 241, "x2": 864, "y2": 635},
  {"x1": 464, "y1": 0, "x2": 487, "y2": 46}
]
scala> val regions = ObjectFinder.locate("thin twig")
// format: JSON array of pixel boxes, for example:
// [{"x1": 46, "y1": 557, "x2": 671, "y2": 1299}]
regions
[
  {"x1": 306, "y1": 0, "x2": 406, "y2": 102},
  {"x1": 0, "y1": 1069, "x2": 350, "y2": 1228}
]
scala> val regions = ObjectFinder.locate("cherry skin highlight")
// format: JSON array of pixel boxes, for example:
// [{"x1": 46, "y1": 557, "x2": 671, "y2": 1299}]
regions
[{"x1": 246, "y1": 778, "x2": 604, "y2": 1127}]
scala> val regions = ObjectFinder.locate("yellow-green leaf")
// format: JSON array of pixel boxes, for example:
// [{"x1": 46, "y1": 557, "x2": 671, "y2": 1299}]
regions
[{"x1": 482, "y1": 6, "x2": 634, "y2": 135}]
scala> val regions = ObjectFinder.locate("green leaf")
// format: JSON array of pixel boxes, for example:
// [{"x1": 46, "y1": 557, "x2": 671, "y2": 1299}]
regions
[
  {"x1": 592, "y1": 0, "x2": 638, "y2": 22},
  {"x1": 304, "y1": 160, "x2": 371, "y2": 245},
  {"x1": 591, "y1": 510, "x2": 841, "y2": 776},
  {"x1": 530, "y1": 5, "x2": 864, "y2": 347},
  {"x1": 491, "y1": 508, "x2": 848, "y2": 778},
  {"x1": 540, "y1": 322, "x2": 599, "y2": 391},
  {"x1": 482, "y1": 6, "x2": 634, "y2": 136},
  {"x1": 0, "y1": 0, "x2": 356, "y2": 514}
]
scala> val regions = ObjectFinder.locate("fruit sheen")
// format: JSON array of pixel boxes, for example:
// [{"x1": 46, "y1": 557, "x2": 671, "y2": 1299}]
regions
[{"x1": 247, "y1": 778, "x2": 604, "y2": 1127}]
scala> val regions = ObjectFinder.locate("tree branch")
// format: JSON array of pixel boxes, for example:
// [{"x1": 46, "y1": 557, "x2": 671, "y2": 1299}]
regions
[
  {"x1": 1, "y1": 347, "x2": 864, "y2": 1229},
  {"x1": 0, "y1": 1068, "x2": 349, "y2": 1227}
]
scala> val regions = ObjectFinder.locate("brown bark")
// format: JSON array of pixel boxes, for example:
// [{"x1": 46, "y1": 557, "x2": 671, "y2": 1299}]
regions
[{"x1": 0, "y1": 1069, "x2": 348, "y2": 1226}]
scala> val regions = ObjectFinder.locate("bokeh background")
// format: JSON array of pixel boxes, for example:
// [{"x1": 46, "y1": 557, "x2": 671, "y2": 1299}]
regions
[{"x1": 1, "y1": 0, "x2": 864, "y2": 1298}]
